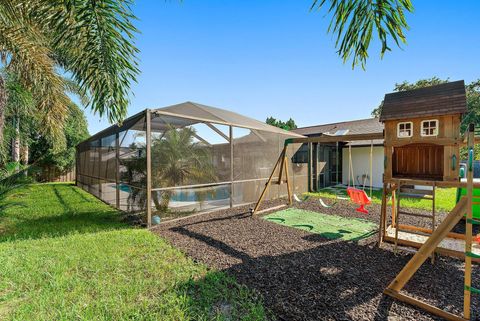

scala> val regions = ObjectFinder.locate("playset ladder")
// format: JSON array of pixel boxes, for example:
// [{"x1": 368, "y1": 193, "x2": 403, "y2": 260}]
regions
[
  {"x1": 394, "y1": 183, "x2": 436, "y2": 262},
  {"x1": 385, "y1": 123, "x2": 476, "y2": 321}
]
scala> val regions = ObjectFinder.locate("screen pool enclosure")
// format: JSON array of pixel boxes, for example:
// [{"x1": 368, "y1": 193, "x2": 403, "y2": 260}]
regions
[{"x1": 76, "y1": 102, "x2": 308, "y2": 225}]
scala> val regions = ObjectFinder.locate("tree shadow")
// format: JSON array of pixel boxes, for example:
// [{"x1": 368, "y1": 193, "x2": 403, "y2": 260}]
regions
[
  {"x1": 0, "y1": 184, "x2": 127, "y2": 243},
  {"x1": 171, "y1": 269, "x2": 270, "y2": 320},
  {"x1": 159, "y1": 212, "x2": 478, "y2": 321}
]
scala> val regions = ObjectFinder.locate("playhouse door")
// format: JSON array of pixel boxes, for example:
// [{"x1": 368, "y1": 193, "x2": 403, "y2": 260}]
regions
[{"x1": 392, "y1": 143, "x2": 444, "y2": 180}]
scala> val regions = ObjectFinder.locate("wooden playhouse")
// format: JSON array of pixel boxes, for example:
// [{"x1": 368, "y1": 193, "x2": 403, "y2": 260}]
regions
[{"x1": 378, "y1": 80, "x2": 475, "y2": 259}]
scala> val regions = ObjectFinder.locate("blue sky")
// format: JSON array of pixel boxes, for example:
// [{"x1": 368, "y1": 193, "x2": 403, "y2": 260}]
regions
[{"x1": 85, "y1": 0, "x2": 480, "y2": 135}]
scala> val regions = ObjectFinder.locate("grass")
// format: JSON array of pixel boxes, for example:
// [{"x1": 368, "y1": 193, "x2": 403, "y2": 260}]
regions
[
  {"x1": 264, "y1": 208, "x2": 377, "y2": 241},
  {"x1": 305, "y1": 186, "x2": 457, "y2": 212},
  {"x1": 0, "y1": 183, "x2": 267, "y2": 320}
]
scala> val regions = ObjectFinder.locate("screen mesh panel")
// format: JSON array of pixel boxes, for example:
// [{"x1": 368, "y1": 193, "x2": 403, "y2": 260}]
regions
[{"x1": 76, "y1": 105, "x2": 306, "y2": 223}]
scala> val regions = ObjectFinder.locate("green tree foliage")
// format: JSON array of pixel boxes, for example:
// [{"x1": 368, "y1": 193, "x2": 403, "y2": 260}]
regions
[
  {"x1": 123, "y1": 127, "x2": 217, "y2": 214},
  {"x1": 30, "y1": 103, "x2": 89, "y2": 172},
  {"x1": 266, "y1": 117, "x2": 298, "y2": 131},
  {"x1": 311, "y1": 0, "x2": 413, "y2": 69},
  {"x1": 0, "y1": 0, "x2": 139, "y2": 147}
]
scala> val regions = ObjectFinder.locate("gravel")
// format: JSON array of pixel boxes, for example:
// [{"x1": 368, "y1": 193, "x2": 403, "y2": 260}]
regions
[{"x1": 152, "y1": 198, "x2": 480, "y2": 321}]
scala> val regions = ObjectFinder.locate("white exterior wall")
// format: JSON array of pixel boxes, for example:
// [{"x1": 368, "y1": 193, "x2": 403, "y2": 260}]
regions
[{"x1": 342, "y1": 146, "x2": 384, "y2": 188}]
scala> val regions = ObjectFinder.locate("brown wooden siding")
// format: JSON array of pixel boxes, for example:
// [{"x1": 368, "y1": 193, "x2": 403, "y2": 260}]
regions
[{"x1": 392, "y1": 144, "x2": 444, "y2": 180}]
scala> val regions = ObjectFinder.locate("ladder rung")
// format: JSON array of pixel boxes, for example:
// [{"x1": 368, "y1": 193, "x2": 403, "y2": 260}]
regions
[
  {"x1": 272, "y1": 180, "x2": 288, "y2": 185},
  {"x1": 466, "y1": 251, "x2": 480, "y2": 259},
  {"x1": 400, "y1": 188, "x2": 433, "y2": 196},
  {"x1": 465, "y1": 285, "x2": 480, "y2": 294},
  {"x1": 399, "y1": 193, "x2": 433, "y2": 200},
  {"x1": 397, "y1": 228, "x2": 431, "y2": 237},
  {"x1": 398, "y1": 211, "x2": 434, "y2": 219}
]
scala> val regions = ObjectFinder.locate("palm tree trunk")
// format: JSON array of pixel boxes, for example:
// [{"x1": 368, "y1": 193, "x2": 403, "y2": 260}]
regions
[
  {"x1": 22, "y1": 144, "x2": 29, "y2": 165},
  {"x1": 12, "y1": 117, "x2": 20, "y2": 164}
]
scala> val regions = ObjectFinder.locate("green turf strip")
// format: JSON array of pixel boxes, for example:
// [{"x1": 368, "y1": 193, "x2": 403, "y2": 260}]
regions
[{"x1": 263, "y1": 208, "x2": 377, "y2": 241}]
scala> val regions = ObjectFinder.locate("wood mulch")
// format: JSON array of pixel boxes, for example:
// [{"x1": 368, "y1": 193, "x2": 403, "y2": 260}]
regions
[{"x1": 152, "y1": 198, "x2": 480, "y2": 321}]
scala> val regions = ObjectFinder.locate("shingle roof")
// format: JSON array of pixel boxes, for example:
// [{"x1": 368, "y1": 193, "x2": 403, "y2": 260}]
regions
[
  {"x1": 379, "y1": 80, "x2": 467, "y2": 122},
  {"x1": 292, "y1": 118, "x2": 384, "y2": 146},
  {"x1": 293, "y1": 118, "x2": 383, "y2": 136}
]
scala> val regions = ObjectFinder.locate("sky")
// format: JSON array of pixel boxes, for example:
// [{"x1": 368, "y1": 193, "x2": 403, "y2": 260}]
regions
[{"x1": 85, "y1": 0, "x2": 480, "y2": 135}]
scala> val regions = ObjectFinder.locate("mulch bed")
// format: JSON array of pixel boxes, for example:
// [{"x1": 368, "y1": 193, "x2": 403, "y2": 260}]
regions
[{"x1": 152, "y1": 198, "x2": 480, "y2": 321}]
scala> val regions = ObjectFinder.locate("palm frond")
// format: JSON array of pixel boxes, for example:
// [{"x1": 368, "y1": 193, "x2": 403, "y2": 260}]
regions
[
  {"x1": 28, "y1": 0, "x2": 139, "y2": 124},
  {"x1": 0, "y1": 22, "x2": 69, "y2": 147},
  {"x1": 311, "y1": 0, "x2": 413, "y2": 69},
  {"x1": 62, "y1": 77, "x2": 89, "y2": 106}
]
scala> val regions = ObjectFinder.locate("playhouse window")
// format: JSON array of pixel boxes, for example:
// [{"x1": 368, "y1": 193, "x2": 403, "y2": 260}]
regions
[
  {"x1": 397, "y1": 122, "x2": 413, "y2": 138},
  {"x1": 421, "y1": 120, "x2": 438, "y2": 136}
]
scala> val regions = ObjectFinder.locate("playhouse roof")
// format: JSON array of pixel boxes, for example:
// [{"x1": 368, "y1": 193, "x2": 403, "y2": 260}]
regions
[{"x1": 379, "y1": 80, "x2": 467, "y2": 122}]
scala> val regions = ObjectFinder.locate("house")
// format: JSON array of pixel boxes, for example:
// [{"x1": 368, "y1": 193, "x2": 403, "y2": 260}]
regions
[{"x1": 292, "y1": 117, "x2": 385, "y2": 190}]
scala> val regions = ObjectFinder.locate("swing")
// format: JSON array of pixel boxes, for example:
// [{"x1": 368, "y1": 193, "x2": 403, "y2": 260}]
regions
[
  {"x1": 319, "y1": 198, "x2": 337, "y2": 208},
  {"x1": 293, "y1": 194, "x2": 310, "y2": 203},
  {"x1": 346, "y1": 141, "x2": 373, "y2": 214}
]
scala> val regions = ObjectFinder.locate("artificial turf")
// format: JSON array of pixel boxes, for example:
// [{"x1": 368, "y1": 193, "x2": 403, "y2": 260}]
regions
[
  {"x1": 0, "y1": 183, "x2": 267, "y2": 320},
  {"x1": 263, "y1": 208, "x2": 377, "y2": 241}
]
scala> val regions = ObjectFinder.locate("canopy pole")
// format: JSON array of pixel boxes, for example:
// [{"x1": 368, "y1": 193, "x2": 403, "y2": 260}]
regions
[{"x1": 370, "y1": 140, "x2": 373, "y2": 197}]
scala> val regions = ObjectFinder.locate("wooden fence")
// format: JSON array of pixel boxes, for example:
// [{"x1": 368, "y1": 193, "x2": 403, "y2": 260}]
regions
[{"x1": 38, "y1": 166, "x2": 76, "y2": 182}]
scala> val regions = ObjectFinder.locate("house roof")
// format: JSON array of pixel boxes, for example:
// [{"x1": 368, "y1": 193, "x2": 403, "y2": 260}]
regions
[
  {"x1": 292, "y1": 118, "x2": 384, "y2": 146},
  {"x1": 293, "y1": 118, "x2": 383, "y2": 136},
  {"x1": 379, "y1": 80, "x2": 467, "y2": 122}
]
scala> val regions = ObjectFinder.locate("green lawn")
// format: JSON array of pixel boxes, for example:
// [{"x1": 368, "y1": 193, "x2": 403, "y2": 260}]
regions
[
  {"x1": 305, "y1": 186, "x2": 457, "y2": 212},
  {"x1": 0, "y1": 183, "x2": 267, "y2": 320}
]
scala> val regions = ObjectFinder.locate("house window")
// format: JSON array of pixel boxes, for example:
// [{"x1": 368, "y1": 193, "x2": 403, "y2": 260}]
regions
[
  {"x1": 421, "y1": 120, "x2": 438, "y2": 136},
  {"x1": 397, "y1": 122, "x2": 413, "y2": 138}
]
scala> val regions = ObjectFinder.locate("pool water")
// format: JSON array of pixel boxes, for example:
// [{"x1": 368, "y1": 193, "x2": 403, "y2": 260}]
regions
[{"x1": 116, "y1": 184, "x2": 230, "y2": 202}]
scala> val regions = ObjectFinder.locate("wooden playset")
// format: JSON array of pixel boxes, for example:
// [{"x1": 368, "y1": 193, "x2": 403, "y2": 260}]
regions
[{"x1": 253, "y1": 80, "x2": 480, "y2": 320}]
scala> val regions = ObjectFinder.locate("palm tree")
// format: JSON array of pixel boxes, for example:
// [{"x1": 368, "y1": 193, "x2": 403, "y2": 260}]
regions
[
  {"x1": 124, "y1": 127, "x2": 217, "y2": 214},
  {"x1": 0, "y1": 0, "x2": 138, "y2": 147},
  {"x1": 311, "y1": 0, "x2": 413, "y2": 68},
  {"x1": 151, "y1": 127, "x2": 217, "y2": 211}
]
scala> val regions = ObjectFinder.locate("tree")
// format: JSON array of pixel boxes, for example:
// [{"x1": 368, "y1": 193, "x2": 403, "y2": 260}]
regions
[
  {"x1": 124, "y1": 127, "x2": 217, "y2": 214},
  {"x1": 0, "y1": 1, "x2": 138, "y2": 149},
  {"x1": 311, "y1": 0, "x2": 413, "y2": 69},
  {"x1": 30, "y1": 103, "x2": 89, "y2": 172},
  {"x1": 266, "y1": 117, "x2": 298, "y2": 131}
]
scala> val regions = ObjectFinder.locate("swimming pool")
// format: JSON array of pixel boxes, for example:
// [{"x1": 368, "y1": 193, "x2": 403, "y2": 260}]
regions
[{"x1": 116, "y1": 184, "x2": 230, "y2": 202}]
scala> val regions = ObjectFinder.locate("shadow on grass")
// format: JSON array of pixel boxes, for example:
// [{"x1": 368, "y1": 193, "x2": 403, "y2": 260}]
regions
[
  {"x1": 0, "y1": 184, "x2": 128, "y2": 243},
  {"x1": 174, "y1": 270, "x2": 268, "y2": 320}
]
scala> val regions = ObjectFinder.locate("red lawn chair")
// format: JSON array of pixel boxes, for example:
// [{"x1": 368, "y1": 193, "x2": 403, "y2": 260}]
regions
[{"x1": 347, "y1": 187, "x2": 371, "y2": 214}]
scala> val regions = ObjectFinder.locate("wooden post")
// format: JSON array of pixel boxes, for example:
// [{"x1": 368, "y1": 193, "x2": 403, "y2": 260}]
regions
[
  {"x1": 278, "y1": 146, "x2": 287, "y2": 185},
  {"x1": 146, "y1": 109, "x2": 152, "y2": 228},
  {"x1": 394, "y1": 183, "x2": 400, "y2": 252},
  {"x1": 379, "y1": 182, "x2": 387, "y2": 245},
  {"x1": 229, "y1": 126, "x2": 233, "y2": 208},
  {"x1": 387, "y1": 197, "x2": 467, "y2": 292},
  {"x1": 284, "y1": 151, "x2": 292, "y2": 205},
  {"x1": 115, "y1": 131, "x2": 120, "y2": 209},
  {"x1": 307, "y1": 142, "x2": 312, "y2": 192},
  {"x1": 252, "y1": 149, "x2": 285, "y2": 214},
  {"x1": 464, "y1": 123, "x2": 474, "y2": 320},
  {"x1": 431, "y1": 182, "x2": 436, "y2": 264}
]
